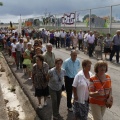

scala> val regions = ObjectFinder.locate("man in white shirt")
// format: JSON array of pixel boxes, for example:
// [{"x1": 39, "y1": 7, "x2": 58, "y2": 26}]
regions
[
  {"x1": 69, "y1": 29, "x2": 74, "y2": 48},
  {"x1": 54, "y1": 29, "x2": 60, "y2": 48},
  {"x1": 87, "y1": 31, "x2": 95, "y2": 57},
  {"x1": 78, "y1": 30, "x2": 83, "y2": 50},
  {"x1": 16, "y1": 38, "x2": 23, "y2": 69},
  {"x1": 60, "y1": 29, "x2": 66, "y2": 48}
]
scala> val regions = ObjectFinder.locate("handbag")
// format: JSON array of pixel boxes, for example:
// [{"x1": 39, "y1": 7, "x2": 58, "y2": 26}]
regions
[
  {"x1": 97, "y1": 75, "x2": 113, "y2": 109},
  {"x1": 55, "y1": 70, "x2": 65, "y2": 91},
  {"x1": 105, "y1": 89, "x2": 113, "y2": 108},
  {"x1": 95, "y1": 45, "x2": 101, "y2": 51},
  {"x1": 23, "y1": 59, "x2": 31, "y2": 65}
]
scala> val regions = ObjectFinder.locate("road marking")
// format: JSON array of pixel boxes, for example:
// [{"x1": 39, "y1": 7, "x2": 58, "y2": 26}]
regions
[{"x1": 62, "y1": 91, "x2": 94, "y2": 120}]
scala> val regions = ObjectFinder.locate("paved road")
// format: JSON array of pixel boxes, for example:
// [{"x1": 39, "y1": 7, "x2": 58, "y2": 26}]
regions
[
  {"x1": 54, "y1": 48, "x2": 120, "y2": 120},
  {"x1": 4, "y1": 47, "x2": 120, "y2": 120}
]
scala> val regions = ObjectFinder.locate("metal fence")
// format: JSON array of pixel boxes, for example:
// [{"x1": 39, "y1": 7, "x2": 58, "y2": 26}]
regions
[{"x1": 22, "y1": 4, "x2": 120, "y2": 34}]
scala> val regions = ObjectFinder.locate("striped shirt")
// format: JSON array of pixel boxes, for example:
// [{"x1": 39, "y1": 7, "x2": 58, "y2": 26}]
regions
[{"x1": 89, "y1": 74, "x2": 111, "y2": 106}]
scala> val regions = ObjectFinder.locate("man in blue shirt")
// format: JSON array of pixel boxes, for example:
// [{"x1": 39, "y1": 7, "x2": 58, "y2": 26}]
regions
[
  {"x1": 110, "y1": 30, "x2": 120, "y2": 63},
  {"x1": 62, "y1": 50, "x2": 80, "y2": 112}
]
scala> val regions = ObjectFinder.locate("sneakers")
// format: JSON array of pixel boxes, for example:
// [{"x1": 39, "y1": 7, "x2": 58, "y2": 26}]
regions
[
  {"x1": 44, "y1": 101, "x2": 47, "y2": 106},
  {"x1": 38, "y1": 104, "x2": 43, "y2": 109},
  {"x1": 68, "y1": 107, "x2": 73, "y2": 112}
]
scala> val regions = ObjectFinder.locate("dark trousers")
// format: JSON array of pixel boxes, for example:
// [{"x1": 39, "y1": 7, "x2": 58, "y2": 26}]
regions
[
  {"x1": 88, "y1": 43, "x2": 94, "y2": 57},
  {"x1": 66, "y1": 39, "x2": 70, "y2": 47},
  {"x1": 110, "y1": 45, "x2": 120, "y2": 63},
  {"x1": 16, "y1": 51, "x2": 23, "y2": 68},
  {"x1": 55, "y1": 37, "x2": 60, "y2": 48},
  {"x1": 50, "y1": 38, "x2": 54, "y2": 45},
  {"x1": 65, "y1": 76, "x2": 74, "y2": 108},
  {"x1": 61, "y1": 38, "x2": 65, "y2": 48},
  {"x1": 78, "y1": 39, "x2": 83, "y2": 50}
]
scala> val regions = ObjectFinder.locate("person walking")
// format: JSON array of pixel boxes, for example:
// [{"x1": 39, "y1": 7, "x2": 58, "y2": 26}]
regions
[
  {"x1": 87, "y1": 31, "x2": 95, "y2": 57},
  {"x1": 62, "y1": 50, "x2": 80, "y2": 112},
  {"x1": 23, "y1": 42, "x2": 32, "y2": 80},
  {"x1": 11, "y1": 38, "x2": 17, "y2": 65},
  {"x1": 16, "y1": 38, "x2": 23, "y2": 69},
  {"x1": 89, "y1": 60, "x2": 113, "y2": 120},
  {"x1": 43, "y1": 43, "x2": 55, "y2": 69},
  {"x1": 47, "y1": 58, "x2": 65, "y2": 120},
  {"x1": 104, "y1": 33, "x2": 112, "y2": 60},
  {"x1": 72, "y1": 59, "x2": 92, "y2": 120},
  {"x1": 78, "y1": 30, "x2": 83, "y2": 50},
  {"x1": 32, "y1": 54, "x2": 49, "y2": 109},
  {"x1": 54, "y1": 29, "x2": 60, "y2": 48},
  {"x1": 110, "y1": 30, "x2": 120, "y2": 63}
]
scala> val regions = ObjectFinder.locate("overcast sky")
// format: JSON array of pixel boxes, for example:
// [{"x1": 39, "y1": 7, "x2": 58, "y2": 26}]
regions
[{"x1": 0, "y1": 0, "x2": 120, "y2": 23}]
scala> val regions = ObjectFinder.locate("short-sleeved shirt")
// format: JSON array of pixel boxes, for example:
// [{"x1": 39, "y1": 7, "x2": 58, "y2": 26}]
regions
[
  {"x1": 87, "y1": 35, "x2": 95, "y2": 44},
  {"x1": 72, "y1": 70, "x2": 93, "y2": 104},
  {"x1": 48, "y1": 67, "x2": 66, "y2": 91},
  {"x1": 43, "y1": 51, "x2": 55, "y2": 69},
  {"x1": 104, "y1": 37, "x2": 112, "y2": 48},
  {"x1": 112, "y1": 34, "x2": 120, "y2": 46},
  {"x1": 89, "y1": 74, "x2": 111, "y2": 106},
  {"x1": 16, "y1": 42, "x2": 23, "y2": 52},
  {"x1": 32, "y1": 62, "x2": 49, "y2": 89},
  {"x1": 11, "y1": 43, "x2": 16, "y2": 52},
  {"x1": 62, "y1": 58, "x2": 80, "y2": 78}
]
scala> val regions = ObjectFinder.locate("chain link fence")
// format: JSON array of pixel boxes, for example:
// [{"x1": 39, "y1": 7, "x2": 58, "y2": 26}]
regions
[{"x1": 22, "y1": 4, "x2": 120, "y2": 34}]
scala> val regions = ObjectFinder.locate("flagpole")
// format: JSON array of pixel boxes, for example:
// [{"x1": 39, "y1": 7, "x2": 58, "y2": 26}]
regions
[{"x1": 18, "y1": 14, "x2": 22, "y2": 36}]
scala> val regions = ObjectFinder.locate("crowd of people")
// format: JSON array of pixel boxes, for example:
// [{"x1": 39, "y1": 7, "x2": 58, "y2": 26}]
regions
[
  {"x1": 21, "y1": 27, "x2": 120, "y2": 62},
  {"x1": 0, "y1": 27, "x2": 116, "y2": 120}
]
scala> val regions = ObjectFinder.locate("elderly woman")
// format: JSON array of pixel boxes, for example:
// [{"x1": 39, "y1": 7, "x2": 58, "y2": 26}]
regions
[
  {"x1": 72, "y1": 30, "x2": 78, "y2": 49},
  {"x1": 89, "y1": 60, "x2": 113, "y2": 120},
  {"x1": 47, "y1": 58, "x2": 65, "y2": 120},
  {"x1": 23, "y1": 42, "x2": 32, "y2": 80},
  {"x1": 72, "y1": 59, "x2": 93, "y2": 120},
  {"x1": 104, "y1": 33, "x2": 112, "y2": 60},
  {"x1": 32, "y1": 54, "x2": 49, "y2": 109},
  {"x1": 32, "y1": 47, "x2": 43, "y2": 64}
]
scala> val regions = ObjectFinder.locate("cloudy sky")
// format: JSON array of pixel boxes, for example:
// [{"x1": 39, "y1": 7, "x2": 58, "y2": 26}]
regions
[{"x1": 0, "y1": 0, "x2": 120, "y2": 23}]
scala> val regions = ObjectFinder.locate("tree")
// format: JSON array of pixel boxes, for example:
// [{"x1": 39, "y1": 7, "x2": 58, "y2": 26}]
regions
[
  {"x1": 82, "y1": 14, "x2": 97, "y2": 22},
  {"x1": 0, "y1": 2, "x2": 3, "y2": 6}
]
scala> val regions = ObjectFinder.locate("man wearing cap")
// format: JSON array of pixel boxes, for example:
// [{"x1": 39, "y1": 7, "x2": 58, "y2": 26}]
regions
[
  {"x1": 16, "y1": 38, "x2": 23, "y2": 69},
  {"x1": 110, "y1": 30, "x2": 120, "y2": 63}
]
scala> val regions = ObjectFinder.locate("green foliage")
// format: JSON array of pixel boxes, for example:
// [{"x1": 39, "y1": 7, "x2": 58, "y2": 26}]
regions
[
  {"x1": 0, "y1": 2, "x2": 3, "y2": 6},
  {"x1": 82, "y1": 14, "x2": 97, "y2": 22}
]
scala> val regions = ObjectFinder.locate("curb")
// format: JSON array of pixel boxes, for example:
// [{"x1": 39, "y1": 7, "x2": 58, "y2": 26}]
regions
[
  {"x1": 2, "y1": 53, "x2": 38, "y2": 120},
  {"x1": 0, "y1": 84, "x2": 9, "y2": 120}
]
